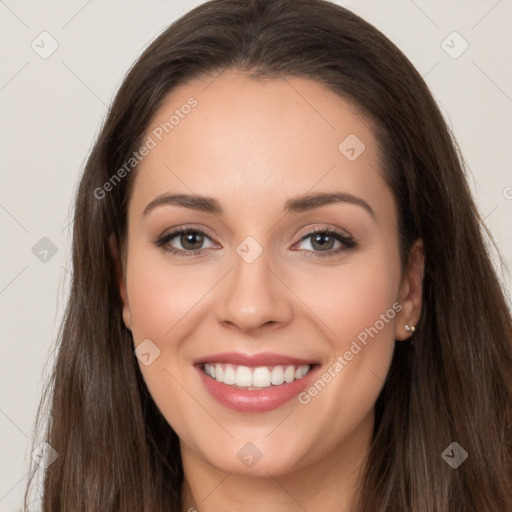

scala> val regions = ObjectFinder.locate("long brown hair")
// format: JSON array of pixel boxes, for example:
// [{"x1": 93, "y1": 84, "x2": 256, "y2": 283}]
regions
[{"x1": 24, "y1": 0, "x2": 512, "y2": 510}]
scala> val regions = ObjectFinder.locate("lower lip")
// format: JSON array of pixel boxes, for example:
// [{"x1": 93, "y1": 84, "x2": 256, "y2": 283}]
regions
[{"x1": 196, "y1": 365, "x2": 319, "y2": 413}]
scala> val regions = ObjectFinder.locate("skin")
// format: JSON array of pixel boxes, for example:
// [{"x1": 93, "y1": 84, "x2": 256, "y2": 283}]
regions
[{"x1": 113, "y1": 69, "x2": 424, "y2": 512}]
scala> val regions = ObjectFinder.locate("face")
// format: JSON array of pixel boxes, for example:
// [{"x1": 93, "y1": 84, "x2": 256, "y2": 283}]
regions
[{"x1": 116, "y1": 69, "x2": 423, "y2": 478}]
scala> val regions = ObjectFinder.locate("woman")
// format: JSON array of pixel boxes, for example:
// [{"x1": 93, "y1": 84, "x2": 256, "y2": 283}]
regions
[{"x1": 24, "y1": 0, "x2": 512, "y2": 510}]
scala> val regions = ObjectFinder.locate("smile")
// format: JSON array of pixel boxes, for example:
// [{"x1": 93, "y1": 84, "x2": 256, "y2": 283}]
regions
[
  {"x1": 194, "y1": 352, "x2": 320, "y2": 413},
  {"x1": 202, "y1": 363, "x2": 312, "y2": 389}
]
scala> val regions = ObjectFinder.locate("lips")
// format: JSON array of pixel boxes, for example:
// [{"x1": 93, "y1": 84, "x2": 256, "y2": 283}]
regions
[{"x1": 193, "y1": 352, "x2": 319, "y2": 413}]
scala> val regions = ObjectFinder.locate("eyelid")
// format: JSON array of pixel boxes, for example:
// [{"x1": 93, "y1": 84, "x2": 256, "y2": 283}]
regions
[
  {"x1": 157, "y1": 224, "x2": 217, "y2": 243},
  {"x1": 295, "y1": 224, "x2": 353, "y2": 241}
]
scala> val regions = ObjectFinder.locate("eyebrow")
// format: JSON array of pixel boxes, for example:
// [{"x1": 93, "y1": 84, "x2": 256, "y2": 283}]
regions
[{"x1": 143, "y1": 191, "x2": 375, "y2": 219}]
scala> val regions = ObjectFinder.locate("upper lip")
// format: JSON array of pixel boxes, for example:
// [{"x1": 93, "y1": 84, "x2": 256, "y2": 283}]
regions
[{"x1": 193, "y1": 352, "x2": 318, "y2": 367}]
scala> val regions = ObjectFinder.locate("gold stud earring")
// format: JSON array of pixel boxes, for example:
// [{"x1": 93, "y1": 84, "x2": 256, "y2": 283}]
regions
[{"x1": 404, "y1": 324, "x2": 416, "y2": 333}]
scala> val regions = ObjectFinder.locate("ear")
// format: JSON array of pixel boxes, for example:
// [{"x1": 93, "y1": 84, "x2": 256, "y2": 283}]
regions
[
  {"x1": 109, "y1": 233, "x2": 132, "y2": 330},
  {"x1": 395, "y1": 239, "x2": 424, "y2": 340}
]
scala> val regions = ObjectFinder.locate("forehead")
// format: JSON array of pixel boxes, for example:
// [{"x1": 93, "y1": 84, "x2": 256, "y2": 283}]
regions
[{"x1": 129, "y1": 70, "x2": 394, "y2": 222}]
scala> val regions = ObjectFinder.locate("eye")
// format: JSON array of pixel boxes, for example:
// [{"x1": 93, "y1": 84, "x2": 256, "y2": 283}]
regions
[
  {"x1": 154, "y1": 227, "x2": 218, "y2": 257},
  {"x1": 154, "y1": 225, "x2": 356, "y2": 258},
  {"x1": 292, "y1": 227, "x2": 356, "y2": 258}
]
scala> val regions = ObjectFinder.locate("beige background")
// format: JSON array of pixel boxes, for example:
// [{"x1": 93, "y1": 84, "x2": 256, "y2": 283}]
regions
[{"x1": 1, "y1": 0, "x2": 511, "y2": 510}]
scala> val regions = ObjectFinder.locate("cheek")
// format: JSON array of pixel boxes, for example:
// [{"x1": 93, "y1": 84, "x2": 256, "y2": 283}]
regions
[
  {"x1": 299, "y1": 254, "x2": 401, "y2": 351},
  {"x1": 296, "y1": 251, "x2": 400, "y2": 406},
  {"x1": 124, "y1": 250, "x2": 213, "y2": 435},
  {"x1": 126, "y1": 249, "x2": 213, "y2": 342}
]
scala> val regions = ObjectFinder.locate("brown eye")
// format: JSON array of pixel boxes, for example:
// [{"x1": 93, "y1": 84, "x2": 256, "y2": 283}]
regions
[
  {"x1": 310, "y1": 232, "x2": 337, "y2": 251},
  {"x1": 293, "y1": 228, "x2": 356, "y2": 258},
  {"x1": 179, "y1": 231, "x2": 205, "y2": 250},
  {"x1": 155, "y1": 228, "x2": 218, "y2": 257}
]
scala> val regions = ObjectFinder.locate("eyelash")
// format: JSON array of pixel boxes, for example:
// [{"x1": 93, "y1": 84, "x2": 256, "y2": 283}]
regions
[{"x1": 154, "y1": 226, "x2": 357, "y2": 259}]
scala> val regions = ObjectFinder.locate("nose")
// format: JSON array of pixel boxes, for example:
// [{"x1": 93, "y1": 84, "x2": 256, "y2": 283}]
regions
[{"x1": 215, "y1": 247, "x2": 294, "y2": 334}]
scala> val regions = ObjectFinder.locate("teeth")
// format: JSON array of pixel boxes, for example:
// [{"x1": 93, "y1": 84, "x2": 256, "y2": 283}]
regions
[
  {"x1": 284, "y1": 366, "x2": 295, "y2": 383},
  {"x1": 203, "y1": 363, "x2": 311, "y2": 389},
  {"x1": 223, "y1": 365, "x2": 236, "y2": 385},
  {"x1": 252, "y1": 367, "x2": 271, "y2": 388},
  {"x1": 271, "y1": 366, "x2": 285, "y2": 385},
  {"x1": 235, "y1": 366, "x2": 252, "y2": 387}
]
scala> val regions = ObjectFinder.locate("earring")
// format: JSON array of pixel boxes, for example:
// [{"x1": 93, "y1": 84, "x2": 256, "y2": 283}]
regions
[{"x1": 405, "y1": 324, "x2": 416, "y2": 333}]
